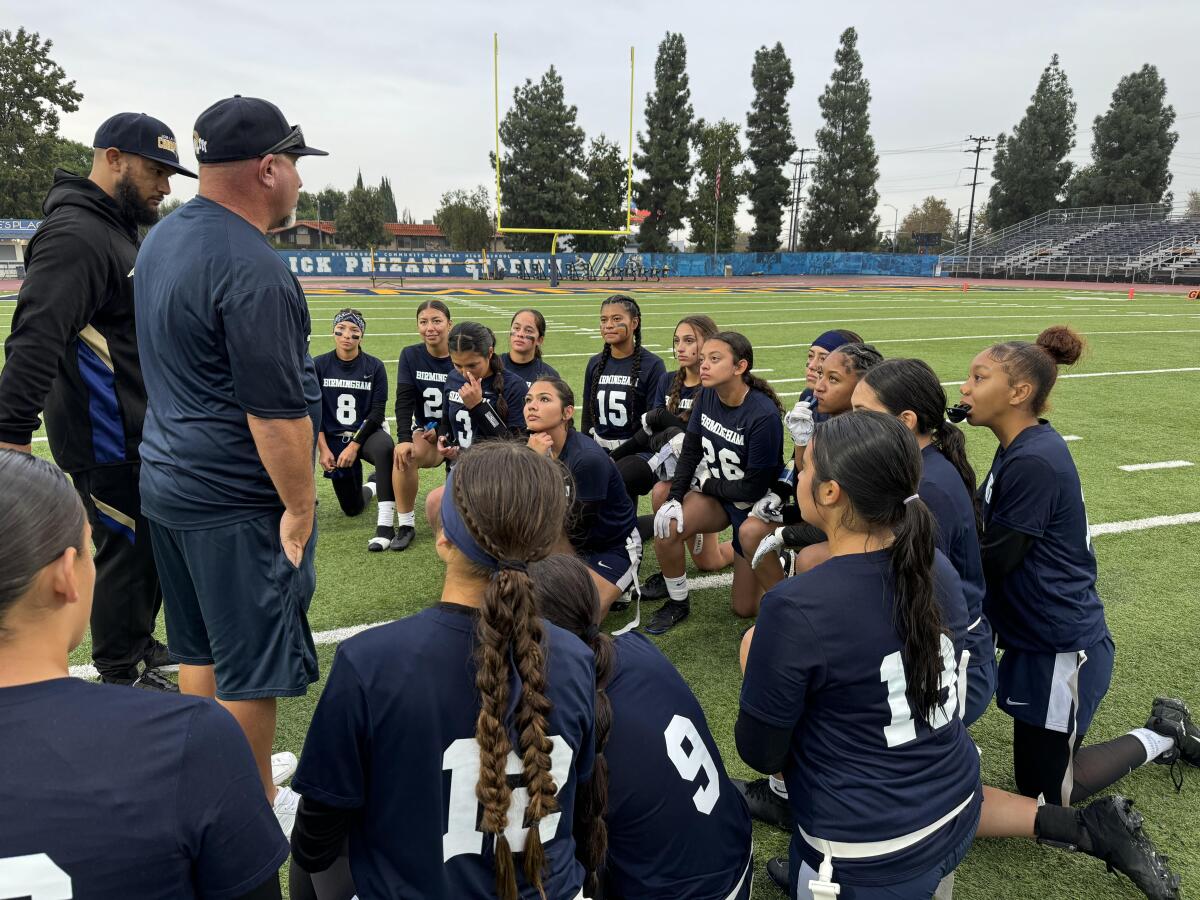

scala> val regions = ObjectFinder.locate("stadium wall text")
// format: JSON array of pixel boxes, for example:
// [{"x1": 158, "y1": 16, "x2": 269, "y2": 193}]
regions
[{"x1": 277, "y1": 250, "x2": 940, "y2": 279}]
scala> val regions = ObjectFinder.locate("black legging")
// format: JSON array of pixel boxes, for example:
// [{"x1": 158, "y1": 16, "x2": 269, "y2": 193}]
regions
[
  {"x1": 617, "y1": 454, "x2": 657, "y2": 502},
  {"x1": 289, "y1": 848, "x2": 355, "y2": 900},
  {"x1": 327, "y1": 430, "x2": 395, "y2": 516},
  {"x1": 1013, "y1": 719, "x2": 1149, "y2": 805}
]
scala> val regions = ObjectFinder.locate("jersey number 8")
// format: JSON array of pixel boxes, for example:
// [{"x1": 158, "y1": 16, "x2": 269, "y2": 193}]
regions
[{"x1": 336, "y1": 393, "x2": 357, "y2": 426}]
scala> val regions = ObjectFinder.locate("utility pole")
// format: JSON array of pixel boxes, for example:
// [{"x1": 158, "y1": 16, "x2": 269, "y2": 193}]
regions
[
  {"x1": 713, "y1": 148, "x2": 722, "y2": 259},
  {"x1": 786, "y1": 148, "x2": 816, "y2": 252},
  {"x1": 963, "y1": 135, "x2": 993, "y2": 254}
]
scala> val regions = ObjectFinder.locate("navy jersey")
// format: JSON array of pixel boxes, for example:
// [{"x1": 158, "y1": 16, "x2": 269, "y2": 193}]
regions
[
  {"x1": 396, "y1": 343, "x2": 454, "y2": 429},
  {"x1": 501, "y1": 353, "x2": 560, "y2": 388},
  {"x1": 603, "y1": 633, "x2": 752, "y2": 900},
  {"x1": 0, "y1": 678, "x2": 288, "y2": 899},
  {"x1": 920, "y1": 444, "x2": 993, "y2": 671},
  {"x1": 657, "y1": 370, "x2": 700, "y2": 419},
  {"x1": 980, "y1": 421, "x2": 1108, "y2": 653},
  {"x1": 292, "y1": 604, "x2": 596, "y2": 900},
  {"x1": 559, "y1": 429, "x2": 637, "y2": 552},
  {"x1": 687, "y1": 387, "x2": 784, "y2": 494},
  {"x1": 741, "y1": 550, "x2": 980, "y2": 885},
  {"x1": 581, "y1": 347, "x2": 667, "y2": 442},
  {"x1": 313, "y1": 350, "x2": 388, "y2": 440},
  {"x1": 442, "y1": 370, "x2": 528, "y2": 449}
]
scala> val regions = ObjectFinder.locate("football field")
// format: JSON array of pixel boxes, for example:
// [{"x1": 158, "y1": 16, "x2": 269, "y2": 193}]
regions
[{"x1": 5, "y1": 282, "x2": 1199, "y2": 898}]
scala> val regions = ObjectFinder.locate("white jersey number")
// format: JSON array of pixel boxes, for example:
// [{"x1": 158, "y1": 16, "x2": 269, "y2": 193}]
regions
[
  {"x1": 442, "y1": 736, "x2": 574, "y2": 862},
  {"x1": 664, "y1": 714, "x2": 720, "y2": 815},
  {"x1": 700, "y1": 437, "x2": 745, "y2": 481},
  {"x1": 596, "y1": 390, "x2": 628, "y2": 427},
  {"x1": 455, "y1": 409, "x2": 474, "y2": 449},
  {"x1": 880, "y1": 633, "x2": 960, "y2": 748},
  {"x1": 422, "y1": 387, "x2": 443, "y2": 422},
  {"x1": 335, "y1": 393, "x2": 357, "y2": 426},
  {"x1": 0, "y1": 854, "x2": 73, "y2": 899}
]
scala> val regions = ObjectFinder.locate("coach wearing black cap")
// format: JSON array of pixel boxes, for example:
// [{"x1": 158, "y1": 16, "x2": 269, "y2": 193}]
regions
[
  {"x1": 135, "y1": 96, "x2": 327, "y2": 834},
  {"x1": 0, "y1": 112, "x2": 195, "y2": 691}
]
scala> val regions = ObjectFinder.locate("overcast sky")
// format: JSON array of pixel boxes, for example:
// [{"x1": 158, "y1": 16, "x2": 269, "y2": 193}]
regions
[{"x1": 19, "y1": 0, "x2": 1199, "y2": 240}]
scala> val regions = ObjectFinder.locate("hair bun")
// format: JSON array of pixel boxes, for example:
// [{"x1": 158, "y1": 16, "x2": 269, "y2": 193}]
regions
[{"x1": 1036, "y1": 325, "x2": 1084, "y2": 367}]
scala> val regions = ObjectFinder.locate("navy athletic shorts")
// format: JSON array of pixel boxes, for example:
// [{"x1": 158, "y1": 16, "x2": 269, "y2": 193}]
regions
[
  {"x1": 721, "y1": 499, "x2": 752, "y2": 558},
  {"x1": 583, "y1": 527, "x2": 641, "y2": 591},
  {"x1": 996, "y1": 635, "x2": 1114, "y2": 737}
]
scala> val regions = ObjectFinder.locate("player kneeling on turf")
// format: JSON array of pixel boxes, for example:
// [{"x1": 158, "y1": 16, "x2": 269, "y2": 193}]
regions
[{"x1": 314, "y1": 309, "x2": 398, "y2": 551}]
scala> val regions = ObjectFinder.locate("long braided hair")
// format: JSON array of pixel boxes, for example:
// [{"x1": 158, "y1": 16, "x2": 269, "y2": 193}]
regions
[
  {"x1": 529, "y1": 554, "x2": 613, "y2": 897},
  {"x1": 450, "y1": 443, "x2": 570, "y2": 900},
  {"x1": 449, "y1": 321, "x2": 510, "y2": 423},
  {"x1": 707, "y1": 331, "x2": 784, "y2": 414},
  {"x1": 589, "y1": 295, "x2": 645, "y2": 430},
  {"x1": 667, "y1": 315, "x2": 718, "y2": 421}
]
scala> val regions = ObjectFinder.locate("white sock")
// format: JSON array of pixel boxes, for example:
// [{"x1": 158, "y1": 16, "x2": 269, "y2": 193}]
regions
[
  {"x1": 769, "y1": 774, "x2": 789, "y2": 800},
  {"x1": 665, "y1": 575, "x2": 688, "y2": 601},
  {"x1": 397, "y1": 510, "x2": 416, "y2": 528},
  {"x1": 1129, "y1": 727, "x2": 1176, "y2": 763},
  {"x1": 377, "y1": 501, "x2": 395, "y2": 529},
  {"x1": 364, "y1": 479, "x2": 378, "y2": 499}
]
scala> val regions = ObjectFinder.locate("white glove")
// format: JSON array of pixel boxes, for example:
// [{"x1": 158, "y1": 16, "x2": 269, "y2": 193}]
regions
[
  {"x1": 667, "y1": 431, "x2": 685, "y2": 458},
  {"x1": 693, "y1": 465, "x2": 710, "y2": 492},
  {"x1": 784, "y1": 399, "x2": 815, "y2": 447},
  {"x1": 750, "y1": 491, "x2": 784, "y2": 523},
  {"x1": 654, "y1": 498, "x2": 685, "y2": 540},
  {"x1": 751, "y1": 527, "x2": 786, "y2": 570},
  {"x1": 640, "y1": 411, "x2": 654, "y2": 436}
]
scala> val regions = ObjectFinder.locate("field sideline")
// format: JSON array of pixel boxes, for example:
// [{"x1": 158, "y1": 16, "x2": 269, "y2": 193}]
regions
[{"x1": 3, "y1": 283, "x2": 1198, "y2": 899}]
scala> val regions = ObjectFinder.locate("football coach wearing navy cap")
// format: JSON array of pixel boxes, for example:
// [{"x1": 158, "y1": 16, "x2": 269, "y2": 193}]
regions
[
  {"x1": 135, "y1": 96, "x2": 327, "y2": 835},
  {"x1": 0, "y1": 112, "x2": 194, "y2": 692}
]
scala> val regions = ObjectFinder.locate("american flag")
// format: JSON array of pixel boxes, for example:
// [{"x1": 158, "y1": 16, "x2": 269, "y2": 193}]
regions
[{"x1": 715, "y1": 163, "x2": 722, "y2": 200}]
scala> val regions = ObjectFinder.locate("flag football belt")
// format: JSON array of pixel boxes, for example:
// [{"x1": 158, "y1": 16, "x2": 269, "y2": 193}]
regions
[
  {"x1": 335, "y1": 430, "x2": 356, "y2": 444},
  {"x1": 800, "y1": 792, "x2": 974, "y2": 899},
  {"x1": 591, "y1": 432, "x2": 623, "y2": 451}
]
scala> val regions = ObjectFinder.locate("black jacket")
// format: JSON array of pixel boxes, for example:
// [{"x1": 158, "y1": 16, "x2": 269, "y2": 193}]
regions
[{"x1": 0, "y1": 170, "x2": 146, "y2": 472}]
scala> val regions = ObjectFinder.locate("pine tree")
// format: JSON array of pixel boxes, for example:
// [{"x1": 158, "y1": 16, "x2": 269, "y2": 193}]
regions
[
  {"x1": 354, "y1": 169, "x2": 365, "y2": 191},
  {"x1": 574, "y1": 136, "x2": 628, "y2": 252},
  {"x1": 986, "y1": 55, "x2": 1077, "y2": 229},
  {"x1": 745, "y1": 43, "x2": 797, "y2": 251},
  {"x1": 1066, "y1": 64, "x2": 1178, "y2": 207},
  {"x1": 336, "y1": 184, "x2": 389, "y2": 250},
  {"x1": 491, "y1": 66, "x2": 585, "y2": 251},
  {"x1": 801, "y1": 27, "x2": 880, "y2": 252},
  {"x1": 634, "y1": 32, "x2": 695, "y2": 252},
  {"x1": 687, "y1": 119, "x2": 746, "y2": 253},
  {"x1": 378, "y1": 176, "x2": 398, "y2": 222}
]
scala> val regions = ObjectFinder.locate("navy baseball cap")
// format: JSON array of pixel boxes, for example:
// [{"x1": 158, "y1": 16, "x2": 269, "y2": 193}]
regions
[
  {"x1": 192, "y1": 95, "x2": 328, "y2": 164},
  {"x1": 93, "y1": 112, "x2": 197, "y2": 178}
]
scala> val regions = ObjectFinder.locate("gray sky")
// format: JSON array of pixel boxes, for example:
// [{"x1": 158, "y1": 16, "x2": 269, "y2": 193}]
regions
[{"x1": 21, "y1": 0, "x2": 1200, "y2": 240}]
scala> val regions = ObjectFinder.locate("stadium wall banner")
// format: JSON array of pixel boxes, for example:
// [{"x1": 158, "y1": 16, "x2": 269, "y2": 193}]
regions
[
  {"x1": 276, "y1": 249, "x2": 941, "y2": 278},
  {"x1": 0, "y1": 219, "x2": 41, "y2": 240}
]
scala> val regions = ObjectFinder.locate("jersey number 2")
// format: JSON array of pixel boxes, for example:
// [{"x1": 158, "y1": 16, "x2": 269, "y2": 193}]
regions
[
  {"x1": 0, "y1": 854, "x2": 72, "y2": 899},
  {"x1": 664, "y1": 714, "x2": 720, "y2": 815},
  {"x1": 442, "y1": 736, "x2": 574, "y2": 862}
]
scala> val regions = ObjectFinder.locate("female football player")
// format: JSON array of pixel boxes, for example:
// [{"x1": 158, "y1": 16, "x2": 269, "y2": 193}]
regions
[
  {"x1": 792, "y1": 328, "x2": 864, "y2": 423},
  {"x1": 314, "y1": 309, "x2": 398, "y2": 552},
  {"x1": 580, "y1": 295, "x2": 667, "y2": 498},
  {"x1": 531, "y1": 554, "x2": 754, "y2": 899},
  {"x1": 0, "y1": 450, "x2": 289, "y2": 898},
  {"x1": 739, "y1": 411, "x2": 981, "y2": 899},
  {"x1": 523, "y1": 378, "x2": 640, "y2": 617},
  {"x1": 854, "y1": 357, "x2": 997, "y2": 725},
  {"x1": 502, "y1": 308, "x2": 560, "y2": 387},
  {"x1": 648, "y1": 331, "x2": 784, "y2": 633},
  {"x1": 391, "y1": 299, "x2": 454, "y2": 551},
  {"x1": 960, "y1": 327, "x2": 1198, "y2": 806},
  {"x1": 291, "y1": 441, "x2": 596, "y2": 900}
]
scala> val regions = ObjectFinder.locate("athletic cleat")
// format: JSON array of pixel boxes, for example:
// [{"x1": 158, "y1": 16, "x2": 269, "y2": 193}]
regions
[
  {"x1": 368, "y1": 525, "x2": 395, "y2": 552},
  {"x1": 644, "y1": 598, "x2": 689, "y2": 635},
  {"x1": 272, "y1": 751, "x2": 298, "y2": 786},
  {"x1": 143, "y1": 640, "x2": 173, "y2": 671},
  {"x1": 389, "y1": 525, "x2": 415, "y2": 551},
  {"x1": 132, "y1": 669, "x2": 179, "y2": 692},
  {"x1": 1147, "y1": 697, "x2": 1200, "y2": 768},
  {"x1": 1078, "y1": 796, "x2": 1180, "y2": 900},
  {"x1": 639, "y1": 572, "x2": 668, "y2": 600},
  {"x1": 731, "y1": 777, "x2": 793, "y2": 830},
  {"x1": 766, "y1": 855, "x2": 790, "y2": 892},
  {"x1": 273, "y1": 785, "x2": 301, "y2": 838}
]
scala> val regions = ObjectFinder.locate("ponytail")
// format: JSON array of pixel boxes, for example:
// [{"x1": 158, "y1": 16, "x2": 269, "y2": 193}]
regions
[
  {"x1": 988, "y1": 325, "x2": 1084, "y2": 416},
  {"x1": 889, "y1": 495, "x2": 945, "y2": 720}
]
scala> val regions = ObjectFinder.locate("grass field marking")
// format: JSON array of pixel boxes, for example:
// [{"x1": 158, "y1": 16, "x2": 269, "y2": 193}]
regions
[
  {"x1": 1089, "y1": 511, "x2": 1200, "y2": 536},
  {"x1": 1064, "y1": 435, "x2": 1082, "y2": 442},
  {"x1": 1118, "y1": 461, "x2": 1194, "y2": 472}
]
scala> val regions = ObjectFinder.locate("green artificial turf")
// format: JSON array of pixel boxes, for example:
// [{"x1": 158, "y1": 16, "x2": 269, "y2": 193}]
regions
[{"x1": 5, "y1": 284, "x2": 1199, "y2": 899}]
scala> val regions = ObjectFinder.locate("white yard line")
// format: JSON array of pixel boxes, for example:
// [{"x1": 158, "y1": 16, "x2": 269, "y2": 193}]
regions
[
  {"x1": 1064, "y1": 435, "x2": 1082, "y2": 442},
  {"x1": 1118, "y1": 461, "x2": 1194, "y2": 472}
]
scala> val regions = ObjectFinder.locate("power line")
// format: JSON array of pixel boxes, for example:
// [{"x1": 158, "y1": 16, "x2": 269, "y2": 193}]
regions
[{"x1": 963, "y1": 135, "x2": 993, "y2": 253}]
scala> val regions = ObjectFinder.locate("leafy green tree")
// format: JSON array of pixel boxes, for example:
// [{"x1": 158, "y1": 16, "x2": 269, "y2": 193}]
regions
[
  {"x1": 574, "y1": 136, "x2": 628, "y2": 252},
  {"x1": 986, "y1": 55, "x2": 1077, "y2": 229},
  {"x1": 745, "y1": 43, "x2": 797, "y2": 251},
  {"x1": 336, "y1": 184, "x2": 389, "y2": 250},
  {"x1": 1187, "y1": 190, "x2": 1200, "y2": 218},
  {"x1": 634, "y1": 32, "x2": 696, "y2": 252},
  {"x1": 0, "y1": 27, "x2": 84, "y2": 217},
  {"x1": 896, "y1": 196, "x2": 953, "y2": 252},
  {"x1": 316, "y1": 187, "x2": 346, "y2": 221},
  {"x1": 296, "y1": 191, "x2": 319, "y2": 220},
  {"x1": 399, "y1": 206, "x2": 415, "y2": 224},
  {"x1": 1066, "y1": 64, "x2": 1178, "y2": 207},
  {"x1": 687, "y1": 119, "x2": 747, "y2": 253},
  {"x1": 157, "y1": 197, "x2": 184, "y2": 219},
  {"x1": 434, "y1": 186, "x2": 495, "y2": 250},
  {"x1": 378, "y1": 176, "x2": 398, "y2": 222},
  {"x1": 801, "y1": 27, "x2": 880, "y2": 252}
]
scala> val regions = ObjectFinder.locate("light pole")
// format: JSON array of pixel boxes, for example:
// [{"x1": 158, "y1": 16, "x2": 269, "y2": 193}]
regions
[
  {"x1": 316, "y1": 198, "x2": 323, "y2": 250},
  {"x1": 882, "y1": 203, "x2": 899, "y2": 253}
]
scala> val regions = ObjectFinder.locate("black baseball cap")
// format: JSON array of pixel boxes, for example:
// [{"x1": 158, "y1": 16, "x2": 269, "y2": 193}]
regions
[
  {"x1": 192, "y1": 95, "x2": 328, "y2": 164},
  {"x1": 93, "y1": 112, "x2": 197, "y2": 178}
]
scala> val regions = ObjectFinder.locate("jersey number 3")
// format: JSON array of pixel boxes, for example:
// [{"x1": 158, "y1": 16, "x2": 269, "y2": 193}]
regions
[
  {"x1": 0, "y1": 854, "x2": 72, "y2": 899},
  {"x1": 442, "y1": 736, "x2": 574, "y2": 862}
]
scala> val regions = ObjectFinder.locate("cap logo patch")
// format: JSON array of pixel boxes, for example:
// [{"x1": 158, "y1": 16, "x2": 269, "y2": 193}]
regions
[
  {"x1": 157, "y1": 135, "x2": 177, "y2": 153},
  {"x1": 193, "y1": 131, "x2": 207, "y2": 155}
]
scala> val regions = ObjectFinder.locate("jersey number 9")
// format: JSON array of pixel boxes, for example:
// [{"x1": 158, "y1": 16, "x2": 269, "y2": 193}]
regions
[{"x1": 664, "y1": 714, "x2": 720, "y2": 815}]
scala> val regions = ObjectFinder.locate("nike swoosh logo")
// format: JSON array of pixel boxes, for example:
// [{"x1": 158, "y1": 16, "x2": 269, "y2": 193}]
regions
[
  {"x1": 1005, "y1": 698, "x2": 1030, "y2": 706},
  {"x1": 596, "y1": 561, "x2": 611, "y2": 569}
]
